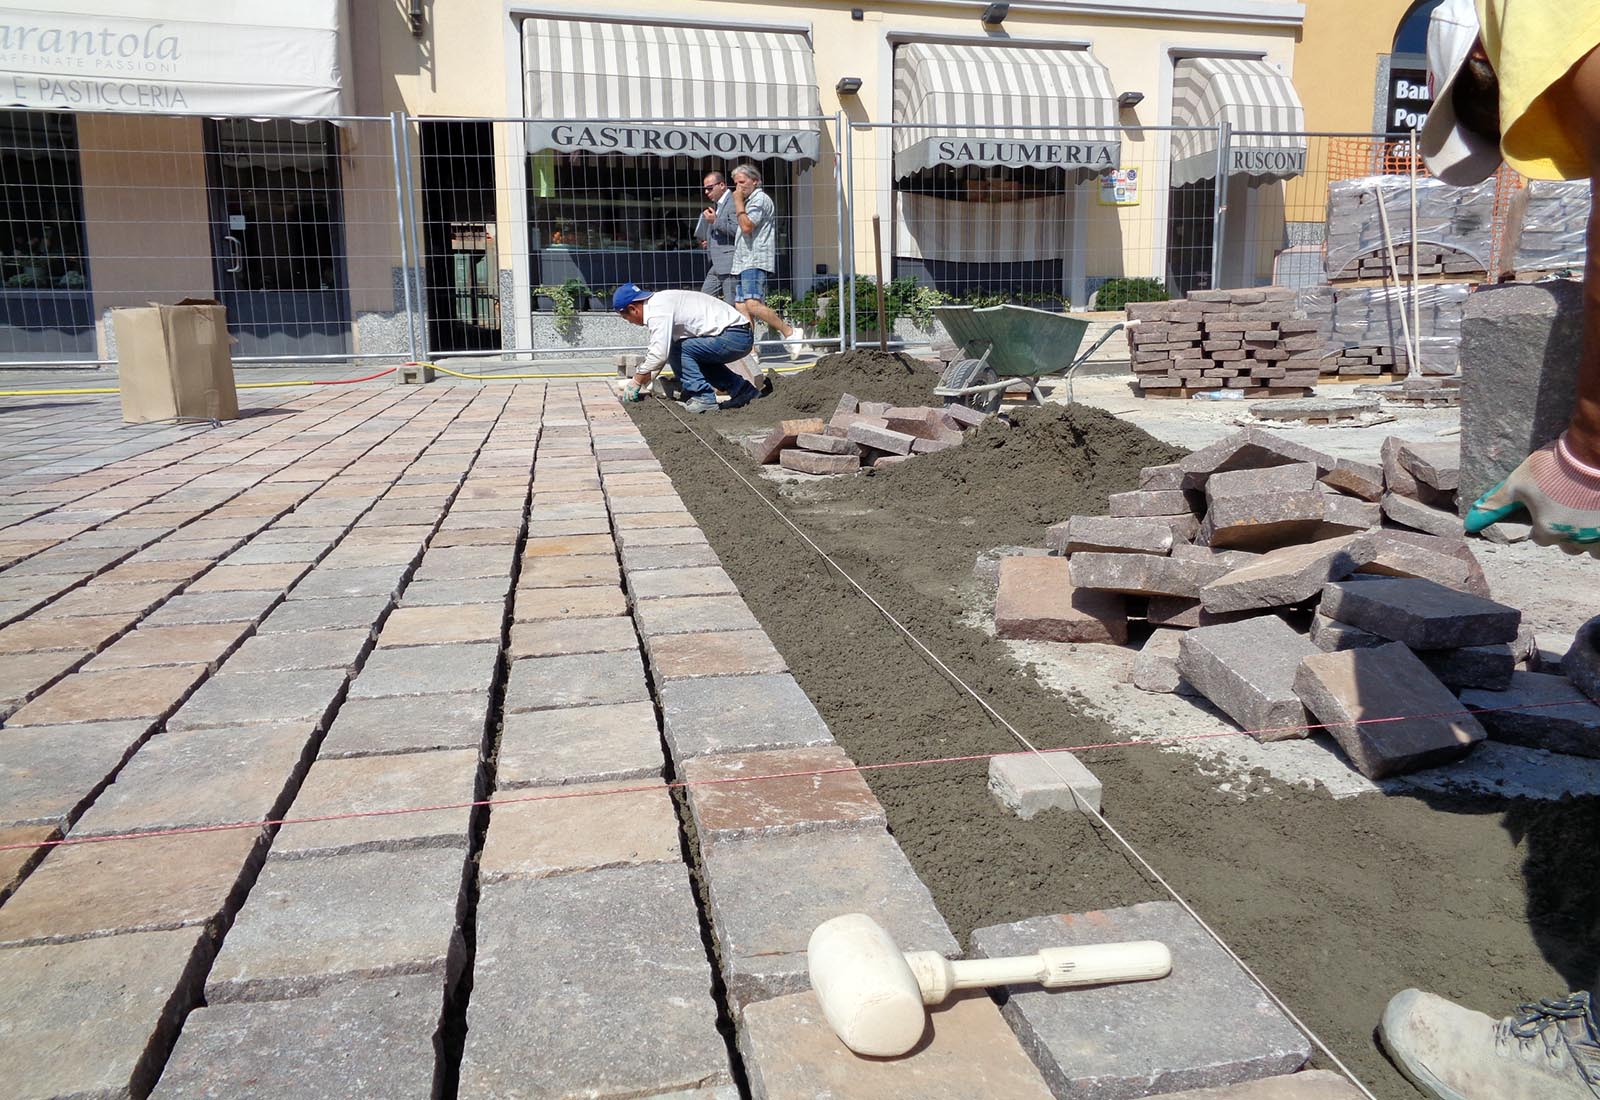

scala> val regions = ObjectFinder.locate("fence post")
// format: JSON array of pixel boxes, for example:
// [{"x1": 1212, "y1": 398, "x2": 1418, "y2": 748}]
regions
[
  {"x1": 396, "y1": 113, "x2": 428, "y2": 364},
  {"x1": 844, "y1": 121, "x2": 857, "y2": 351},
  {"x1": 388, "y1": 111, "x2": 419, "y2": 363},
  {"x1": 834, "y1": 111, "x2": 847, "y2": 355},
  {"x1": 1209, "y1": 120, "x2": 1231, "y2": 290}
]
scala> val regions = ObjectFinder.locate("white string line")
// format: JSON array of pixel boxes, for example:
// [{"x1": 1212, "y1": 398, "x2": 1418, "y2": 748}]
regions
[{"x1": 654, "y1": 397, "x2": 1381, "y2": 1100}]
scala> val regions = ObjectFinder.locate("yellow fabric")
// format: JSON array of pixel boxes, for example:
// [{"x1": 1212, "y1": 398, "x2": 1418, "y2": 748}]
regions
[{"x1": 1476, "y1": 0, "x2": 1600, "y2": 180}]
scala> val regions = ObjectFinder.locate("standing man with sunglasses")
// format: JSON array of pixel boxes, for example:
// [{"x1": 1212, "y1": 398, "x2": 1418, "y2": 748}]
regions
[{"x1": 694, "y1": 171, "x2": 739, "y2": 303}]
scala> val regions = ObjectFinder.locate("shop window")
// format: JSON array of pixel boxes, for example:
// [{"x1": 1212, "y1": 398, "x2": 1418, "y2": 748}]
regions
[
  {"x1": 1165, "y1": 178, "x2": 1216, "y2": 296},
  {"x1": 528, "y1": 153, "x2": 794, "y2": 299},
  {"x1": 0, "y1": 110, "x2": 88, "y2": 294},
  {"x1": 420, "y1": 120, "x2": 500, "y2": 353}
]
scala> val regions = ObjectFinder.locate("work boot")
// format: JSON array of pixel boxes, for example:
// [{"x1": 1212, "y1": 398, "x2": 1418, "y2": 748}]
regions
[
  {"x1": 1380, "y1": 989, "x2": 1600, "y2": 1100},
  {"x1": 682, "y1": 394, "x2": 719, "y2": 414},
  {"x1": 720, "y1": 382, "x2": 761, "y2": 410}
]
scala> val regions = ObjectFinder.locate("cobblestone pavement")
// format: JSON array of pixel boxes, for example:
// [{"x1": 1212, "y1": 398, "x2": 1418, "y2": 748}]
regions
[{"x1": 0, "y1": 383, "x2": 1057, "y2": 1099}]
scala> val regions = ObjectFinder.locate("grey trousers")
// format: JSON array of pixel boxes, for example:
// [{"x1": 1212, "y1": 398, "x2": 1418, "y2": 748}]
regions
[{"x1": 701, "y1": 270, "x2": 738, "y2": 302}]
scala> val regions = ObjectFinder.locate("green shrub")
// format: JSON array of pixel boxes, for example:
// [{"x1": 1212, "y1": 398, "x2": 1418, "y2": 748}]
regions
[{"x1": 1093, "y1": 277, "x2": 1168, "y2": 313}]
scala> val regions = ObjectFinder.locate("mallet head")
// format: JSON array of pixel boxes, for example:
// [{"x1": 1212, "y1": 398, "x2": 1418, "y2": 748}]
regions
[{"x1": 807, "y1": 913, "x2": 928, "y2": 1057}]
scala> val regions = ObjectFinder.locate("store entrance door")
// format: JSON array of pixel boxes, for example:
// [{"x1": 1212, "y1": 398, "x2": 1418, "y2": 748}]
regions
[{"x1": 205, "y1": 119, "x2": 351, "y2": 359}]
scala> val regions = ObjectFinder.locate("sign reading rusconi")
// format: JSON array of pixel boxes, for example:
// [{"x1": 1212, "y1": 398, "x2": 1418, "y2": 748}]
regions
[
  {"x1": 528, "y1": 123, "x2": 821, "y2": 162},
  {"x1": 1228, "y1": 146, "x2": 1306, "y2": 176}
]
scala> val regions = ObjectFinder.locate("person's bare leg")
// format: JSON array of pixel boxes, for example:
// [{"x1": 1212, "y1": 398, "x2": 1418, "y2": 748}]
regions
[
  {"x1": 741, "y1": 297, "x2": 792, "y2": 340},
  {"x1": 1566, "y1": 48, "x2": 1600, "y2": 464}
]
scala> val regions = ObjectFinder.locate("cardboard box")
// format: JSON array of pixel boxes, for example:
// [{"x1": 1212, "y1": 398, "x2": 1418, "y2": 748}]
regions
[{"x1": 112, "y1": 298, "x2": 239, "y2": 424}]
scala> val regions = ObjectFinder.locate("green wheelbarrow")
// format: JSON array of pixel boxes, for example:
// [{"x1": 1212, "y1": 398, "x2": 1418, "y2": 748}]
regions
[{"x1": 932, "y1": 304, "x2": 1127, "y2": 413}]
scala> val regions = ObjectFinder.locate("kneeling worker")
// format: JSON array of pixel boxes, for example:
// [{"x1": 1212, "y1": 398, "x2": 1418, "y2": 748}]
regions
[{"x1": 613, "y1": 283, "x2": 763, "y2": 413}]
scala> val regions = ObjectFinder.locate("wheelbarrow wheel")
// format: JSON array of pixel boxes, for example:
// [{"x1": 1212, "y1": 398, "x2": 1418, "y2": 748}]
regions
[{"x1": 969, "y1": 367, "x2": 1003, "y2": 415}]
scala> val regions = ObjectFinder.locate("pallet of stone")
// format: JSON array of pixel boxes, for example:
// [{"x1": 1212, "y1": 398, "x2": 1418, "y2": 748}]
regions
[
  {"x1": 1126, "y1": 288, "x2": 1322, "y2": 398},
  {"x1": 1505, "y1": 179, "x2": 1590, "y2": 277},
  {"x1": 1323, "y1": 175, "x2": 1495, "y2": 283}
]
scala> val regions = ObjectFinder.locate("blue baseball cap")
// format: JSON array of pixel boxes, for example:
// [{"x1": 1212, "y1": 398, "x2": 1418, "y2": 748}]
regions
[{"x1": 612, "y1": 283, "x2": 653, "y2": 311}]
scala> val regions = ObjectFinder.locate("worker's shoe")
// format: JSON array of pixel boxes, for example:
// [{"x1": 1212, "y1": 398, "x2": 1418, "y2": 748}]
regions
[
  {"x1": 783, "y1": 326, "x2": 808, "y2": 361},
  {"x1": 720, "y1": 382, "x2": 761, "y2": 410},
  {"x1": 1379, "y1": 988, "x2": 1600, "y2": 1100},
  {"x1": 682, "y1": 394, "x2": 720, "y2": 414},
  {"x1": 1465, "y1": 434, "x2": 1600, "y2": 558}
]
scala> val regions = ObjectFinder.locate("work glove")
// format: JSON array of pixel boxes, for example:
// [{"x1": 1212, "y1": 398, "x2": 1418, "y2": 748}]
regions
[
  {"x1": 1464, "y1": 434, "x2": 1600, "y2": 557},
  {"x1": 614, "y1": 379, "x2": 645, "y2": 403}
]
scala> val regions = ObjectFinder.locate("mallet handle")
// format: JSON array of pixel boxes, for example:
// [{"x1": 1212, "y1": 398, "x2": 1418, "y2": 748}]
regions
[{"x1": 906, "y1": 941, "x2": 1172, "y2": 1004}]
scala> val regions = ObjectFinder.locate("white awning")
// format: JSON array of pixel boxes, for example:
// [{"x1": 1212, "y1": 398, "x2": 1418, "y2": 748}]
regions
[
  {"x1": 521, "y1": 17, "x2": 822, "y2": 162},
  {"x1": 892, "y1": 43, "x2": 1120, "y2": 182},
  {"x1": 0, "y1": 1, "x2": 350, "y2": 117},
  {"x1": 1170, "y1": 57, "x2": 1306, "y2": 187}
]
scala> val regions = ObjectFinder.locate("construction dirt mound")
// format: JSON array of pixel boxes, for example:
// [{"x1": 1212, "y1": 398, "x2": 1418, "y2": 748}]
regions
[{"x1": 715, "y1": 349, "x2": 942, "y2": 423}]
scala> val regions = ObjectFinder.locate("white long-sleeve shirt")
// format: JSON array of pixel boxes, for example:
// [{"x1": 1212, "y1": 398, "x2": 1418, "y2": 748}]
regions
[{"x1": 638, "y1": 289, "x2": 749, "y2": 374}]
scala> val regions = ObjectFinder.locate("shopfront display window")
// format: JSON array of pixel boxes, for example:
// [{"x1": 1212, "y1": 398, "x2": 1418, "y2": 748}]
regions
[
  {"x1": 0, "y1": 109, "x2": 93, "y2": 359},
  {"x1": 529, "y1": 153, "x2": 794, "y2": 298}
]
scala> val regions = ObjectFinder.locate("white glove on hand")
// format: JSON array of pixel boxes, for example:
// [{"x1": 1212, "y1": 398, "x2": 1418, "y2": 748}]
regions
[{"x1": 614, "y1": 379, "x2": 644, "y2": 402}]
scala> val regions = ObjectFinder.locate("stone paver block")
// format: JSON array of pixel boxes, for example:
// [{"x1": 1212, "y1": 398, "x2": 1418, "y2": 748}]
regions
[
  {"x1": 649, "y1": 628, "x2": 788, "y2": 680},
  {"x1": 504, "y1": 649, "x2": 649, "y2": 711},
  {"x1": 1382, "y1": 492, "x2": 1464, "y2": 538},
  {"x1": 1418, "y1": 643, "x2": 1515, "y2": 690},
  {"x1": 1203, "y1": 461, "x2": 1319, "y2": 508},
  {"x1": 206, "y1": 846, "x2": 467, "y2": 1004},
  {"x1": 480, "y1": 780, "x2": 679, "y2": 880},
  {"x1": 97, "y1": 559, "x2": 211, "y2": 587},
  {"x1": 1144, "y1": 596, "x2": 1261, "y2": 630},
  {"x1": 1357, "y1": 532, "x2": 1483, "y2": 594},
  {"x1": 702, "y1": 827, "x2": 957, "y2": 1006},
  {"x1": 0, "y1": 928, "x2": 211, "y2": 1100},
  {"x1": 150, "y1": 973, "x2": 442, "y2": 1100},
  {"x1": 682, "y1": 745, "x2": 884, "y2": 841},
  {"x1": 0, "y1": 828, "x2": 263, "y2": 946},
  {"x1": 619, "y1": 542, "x2": 722, "y2": 572},
  {"x1": 186, "y1": 561, "x2": 310, "y2": 593},
  {"x1": 291, "y1": 566, "x2": 410, "y2": 601},
  {"x1": 34, "y1": 581, "x2": 175, "y2": 619},
  {"x1": 274, "y1": 749, "x2": 480, "y2": 858},
  {"x1": 1320, "y1": 458, "x2": 1384, "y2": 502},
  {"x1": 988, "y1": 750, "x2": 1102, "y2": 816},
  {"x1": 498, "y1": 701, "x2": 664, "y2": 787},
  {"x1": 224, "y1": 627, "x2": 371, "y2": 673},
  {"x1": 169, "y1": 668, "x2": 348, "y2": 731},
  {"x1": 401, "y1": 577, "x2": 512, "y2": 607},
  {"x1": 1396, "y1": 439, "x2": 1460, "y2": 492},
  {"x1": 1198, "y1": 490, "x2": 1326, "y2": 551},
  {"x1": 1177, "y1": 428, "x2": 1335, "y2": 486},
  {"x1": 1314, "y1": 494, "x2": 1382, "y2": 537},
  {"x1": 0, "y1": 823, "x2": 56, "y2": 899},
  {"x1": 1177, "y1": 617, "x2": 1318, "y2": 739},
  {"x1": 72, "y1": 723, "x2": 314, "y2": 836},
  {"x1": 740, "y1": 989, "x2": 1054, "y2": 1100},
  {"x1": 1108, "y1": 489, "x2": 1198, "y2": 518},
  {"x1": 525, "y1": 517, "x2": 611, "y2": 538},
  {"x1": 85, "y1": 622, "x2": 251, "y2": 671},
  {"x1": 8, "y1": 663, "x2": 208, "y2": 727},
  {"x1": 522, "y1": 533, "x2": 616, "y2": 558},
  {"x1": 630, "y1": 565, "x2": 739, "y2": 600},
  {"x1": 509, "y1": 614, "x2": 636, "y2": 658},
  {"x1": 1566, "y1": 615, "x2": 1600, "y2": 705},
  {"x1": 460, "y1": 865, "x2": 731, "y2": 1099},
  {"x1": 749, "y1": 419, "x2": 827, "y2": 464},
  {"x1": 321, "y1": 692, "x2": 489, "y2": 758},
  {"x1": 1199, "y1": 535, "x2": 1375, "y2": 613},
  {"x1": 1133, "y1": 627, "x2": 1196, "y2": 694},
  {"x1": 1154, "y1": 1071, "x2": 1367, "y2": 1099},
  {"x1": 378, "y1": 602, "x2": 504, "y2": 647},
  {"x1": 348, "y1": 641, "x2": 499, "y2": 700},
  {"x1": 780, "y1": 449, "x2": 862, "y2": 475},
  {"x1": 0, "y1": 649, "x2": 90, "y2": 716},
  {"x1": 140, "y1": 588, "x2": 281, "y2": 626},
  {"x1": 1320, "y1": 577, "x2": 1519, "y2": 649},
  {"x1": 413, "y1": 548, "x2": 518, "y2": 582},
  {"x1": 1461, "y1": 671, "x2": 1600, "y2": 758},
  {"x1": 632, "y1": 593, "x2": 761, "y2": 637},
  {"x1": 519, "y1": 554, "x2": 621, "y2": 590},
  {"x1": 996, "y1": 556, "x2": 1128, "y2": 643},
  {"x1": 257, "y1": 594, "x2": 390, "y2": 634},
  {"x1": 0, "y1": 612, "x2": 138, "y2": 655},
  {"x1": 513, "y1": 583, "x2": 628, "y2": 621},
  {"x1": 0, "y1": 720, "x2": 154, "y2": 827},
  {"x1": 1296, "y1": 643, "x2": 1485, "y2": 778},
  {"x1": 971, "y1": 902, "x2": 1311, "y2": 1100},
  {"x1": 1309, "y1": 613, "x2": 1384, "y2": 652},
  {"x1": 1069, "y1": 552, "x2": 1230, "y2": 599},
  {"x1": 614, "y1": 511, "x2": 696, "y2": 531},
  {"x1": 617, "y1": 525, "x2": 710, "y2": 549},
  {"x1": 662, "y1": 673, "x2": 834, "y2": 760},
  {"x1": 1054, "y1": 515, "x2": 1174, "y2": 556}
]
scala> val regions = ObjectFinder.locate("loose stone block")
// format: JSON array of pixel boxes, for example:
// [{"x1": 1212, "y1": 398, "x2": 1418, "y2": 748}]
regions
[
  {"x1": 1199, "y1": 535, "x2": 1375, "y2": 613},
  {"x1": 151, "y1": 974, "x2": 442, "y2": 1100},
  {"x1": 0, "y1": 720, "x2": 155, "y2": 827},
  {"x1": 1198, "y1": 490, "x2": 1326, "y2": 551},
  {"x1": 480, "y1": 780, "x2": 680, "y2": 880},
  {"x1": 1295, "y1": 643, "x2": 1485, "y2": 778},
  {"x1": 750, "y1": 418, "x2": 828, "y2": 464},
  {"x1": 1154, "y1": 1070, "x2": 1368, "y2": 1099},
  {"x1": 0, "y1": 649, "x2": 92, "y2": 718},
  {"x1": 1565, "y1": 616, "x2": 1600, "y2": 705},
  {"x1": 988, "y1": 750, "x2": 1102, "y2": 816},
  {"x1": 682, "y1": 745, "x2": 885, "y2": 841},
  {"x1": 1314, "y1": 494, "x2": 1382, "y2": 537},
  {"x1": 1069, "y1": 552, "x2": 1230, "y2": 599},
  {"x1": 1203, "y1": 462, "x2": 1318, "y2": 508},
  {"x1": 1146, "y1": 596, "x2": 1255, "y2": 630},
  {"x1": 273, "y1": 749, "x2": 480, "y2": 858},
  {"x1": 1396, "y1": 440, "x2": 1461, "y2": 492},
  {"x1": 702, "y1": 828, "x2": 957, "y2": 1006},
  {"x1": 1055, "y1": 515, "x2": 1174, "y2": 556},
  {"x1": 169, "y1": 668, "x2": 348, "y2": 731},
  {"x1": 348, "y1": 641, "x2": 499, "y2": 700},
  {"x1": 205, "y1": 847, "x2": 468, "y2": 1004},
  {"x1": 460, "y1": 865, "x2": 731, "y2": 1099},
  {"x1": 1319, "y1": 577, "x2": 1519, "y2": 649},
  {"x1": 996, "y1": 556, "x2": 1128, "y2": 643},
  {"x1": 649, "y1": 628, "x2": 788, "y2": 679},
  {"x1": 795, "y1": 432, "x2": 858, "y2": 455},
  {"x1": 1382, "y1": 492, "x2": 1464, "y2": 538},
  {"x1": 498, "y1": 701, "x2": 664, "y2": 787},
  {"x1": 0, "y1": 928, "x2": 211, "y2": 1100},
  {"x1": 1358, "y1": 530, "x2": 1489, "y2": 596},
  {"x1": 1108, "y1": 489, "x2": 1198, "y2": 518},
  {"x1": 846, "y1": 422, "x2": 918, "y2": 456},
  {"x1": 1309, "y1": 613, "x2": 1384, "y2": 652},
  {"x1": 633, "y1": 593, "x2": 761, "y2": 637},
  {"x1": 662, "y1": 673, "x2": 835, "y2": 760},
  {"x1": 1133, "y1": 627, "x2": 1195, "y2": 694},
  {"x1": 1177, "y1": 617, "x2": 1319, "y2": 739},
  {"x1": 0, "y1": 823, "x2": 55, "y2": 900},
  {"x1": 740, "y1": 990, "x2": 1054, "y2": 1100},
  {"x1": 971, "y1": 901, "x2": 1310, "y2": 1100},
  {"x1": 1418, "y1": 644, "x2": 1515, "y2": 690},
  {"x1": 779, "y1": 449, "x2": 862, "y2": 475},
  {"x1": 504, "y1": 649, "x2": 650, "y2": 711},
  {"x1": 1178, "y1": 428, "x2": 1335, "y2": 488},
  {"x1": 0, "y1": 612, "x2": 139, "y2": 655},
  {"x1": 1460, "y1": 671, "x2": 1600, "y2": 757}
]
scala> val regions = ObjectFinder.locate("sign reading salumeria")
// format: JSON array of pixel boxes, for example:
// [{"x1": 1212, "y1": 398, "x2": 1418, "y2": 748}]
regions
[
  {"x1": 1228, "y1": 146, "x2": 1307, "y2": 176},
  {"x1": 926, "y1": 136, "x2": 1118, "y2": 171},
  {"x1": 529, "y1": 122, "x2": 821, "y2": 162}
]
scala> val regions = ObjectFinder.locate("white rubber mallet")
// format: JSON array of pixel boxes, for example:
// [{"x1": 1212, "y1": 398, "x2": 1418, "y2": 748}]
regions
[{"x1": 807, "y1": 912, "x2": 1172, "y2": 1057}]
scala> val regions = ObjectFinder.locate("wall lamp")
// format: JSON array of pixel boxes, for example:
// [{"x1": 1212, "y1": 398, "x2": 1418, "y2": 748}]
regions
[
  {"x1": 836, "y1": 76, "x2": 864, "y2": 96},
  {"x1": 1117, "y1": 91, "x2": 1146, "y2": 108},
  {"x1": 981, "y1": 2, "x2": 1009, "y2": 26}
]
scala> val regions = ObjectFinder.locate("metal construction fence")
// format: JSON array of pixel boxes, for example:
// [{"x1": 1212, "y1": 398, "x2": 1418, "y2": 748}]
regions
[{"x1": 0, "y1": 106, "x2": 1556, "y2": 368}]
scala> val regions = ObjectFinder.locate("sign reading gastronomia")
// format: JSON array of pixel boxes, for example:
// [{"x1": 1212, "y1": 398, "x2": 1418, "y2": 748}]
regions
[
  {"x1": 0, "y1": 3, "x2": 347, "y2": 117},
  {"x1": 528, "y1": 122, "x2": 821, "y2": 162}
]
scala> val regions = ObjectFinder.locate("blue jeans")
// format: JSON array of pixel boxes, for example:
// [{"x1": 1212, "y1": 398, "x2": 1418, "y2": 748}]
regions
[{"x1": 669, "y1": 324, "x2": 755, "y2": 399}]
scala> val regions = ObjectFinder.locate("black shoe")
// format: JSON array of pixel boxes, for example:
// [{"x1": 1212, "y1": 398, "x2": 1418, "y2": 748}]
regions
[{"x1": 721, "y1": 383, "x2": 761, "y2": 410}]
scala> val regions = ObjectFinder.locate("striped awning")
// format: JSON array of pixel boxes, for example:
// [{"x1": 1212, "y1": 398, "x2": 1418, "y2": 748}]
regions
[
  {"x1": 1170, "y1": 57, "x2": 1307, "y2": 187},
  {"x1": 892, "y1": 43, "x2": 1120, "y2": 182},
  {"x1": 521, "y1": 17, "x2": 822, "y2": 162}
]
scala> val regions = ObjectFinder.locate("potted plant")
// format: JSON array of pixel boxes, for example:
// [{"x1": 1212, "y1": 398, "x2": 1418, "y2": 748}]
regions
[{"x1": 532, "y1": 282, "x2": 581, "y2": 339}]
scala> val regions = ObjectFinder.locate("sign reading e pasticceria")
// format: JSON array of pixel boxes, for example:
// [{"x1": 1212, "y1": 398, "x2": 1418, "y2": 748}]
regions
[{"x1": 528, "y1": 122, "x2": 822, "y2": 162}]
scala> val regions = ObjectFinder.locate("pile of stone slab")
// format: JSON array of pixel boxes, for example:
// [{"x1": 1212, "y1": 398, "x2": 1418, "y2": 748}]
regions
[
  {"x1": 1505, "y1": 179, "x2": 1591, "y2": 278},
  {"x1": 745, "y1": 393, "x2": 988, "y2": 475},
  {"x1": 992, "y1": 427, "x2": 1600, "y2": 777},
  {"x1": 1324, "y1": 176, "x2": 1494, "y2": 283},
  {"x1": 1125, "y1": 289, "x2": 1323, "y2": 398},
  {"x1": 1297, "y1": 283, "x2": 1472, "y2": 378}
]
